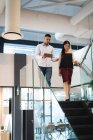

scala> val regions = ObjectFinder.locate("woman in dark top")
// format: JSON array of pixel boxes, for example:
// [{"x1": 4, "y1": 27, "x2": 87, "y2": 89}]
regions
[{"x1": 59, "y1": 41, "x2": 80, "y2": 101}]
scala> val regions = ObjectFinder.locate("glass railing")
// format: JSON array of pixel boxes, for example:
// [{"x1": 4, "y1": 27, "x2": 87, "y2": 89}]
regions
[
  {"x1": 52, "y1": 83, "x2": 93, "y2": 102},
  {"x1": 80, "y1": 64, "x2": 92, "y2": 85},
  {"x1": 33, "y1": 59, "x2": 78, "y2": 140},
  {"x1": 0, "y1": 87, "x2": 13, "y2": 140},
  {"x1": 19, "y1": 40, "x2": 93, "y2": 140},
  {"x1": 81, "y1": 63, "x2": 92, "y2": 78},
  {"x1": 81, "y1": 41, "x2": 93, "y2": 77},
  {"x1": 20, "y1": 57, "x2": 78, "y2": 140},
  {"x1": 80, "y1": 41, "x2": 93, "y2": 101},
  {"x1": 80, "y1": 65, "x2": 93, "y2": 101}
]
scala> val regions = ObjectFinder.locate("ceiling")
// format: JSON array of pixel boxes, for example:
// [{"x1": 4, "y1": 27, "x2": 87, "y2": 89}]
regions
[
  {"x1": 21, "y1": 0, "x2": 93, "y2": 45},
  {"x1": 0, "y1": 0, "x2": 93, "y2": 46},
  {"x1": 21, "y1": 0, "x2": 92, "y2": 17}
]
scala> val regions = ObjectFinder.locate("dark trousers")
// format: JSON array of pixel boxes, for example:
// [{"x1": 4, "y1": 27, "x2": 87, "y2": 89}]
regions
[{"x1": 39, "y1": 67, "x2": 52, "y2": 86}]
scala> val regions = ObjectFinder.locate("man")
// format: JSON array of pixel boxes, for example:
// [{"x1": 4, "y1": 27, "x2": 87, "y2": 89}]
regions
[{"x1": 35, "y1": 34, "x2": 58, "y2": 86}]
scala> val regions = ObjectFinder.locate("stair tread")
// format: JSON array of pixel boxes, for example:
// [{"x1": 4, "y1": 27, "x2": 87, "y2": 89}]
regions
[
  {"x1": 79, "y1": 135, "x2": 93, "y2": 138},
  {"x1": 68, "y1": 115, "x2": 93, "y2": 118},
  {"x1": 64, "y1": 108, "x2": 89, "y2": 116},
  {"x1": 86, "y1": 101, "x2": 93, "y2": 108},
  {"x1": 59, "y1": 101, "x2": 84, "y2": 108},
  {"x1": 59, "y1": 101, "x2": 84, "y2": 104},
  {"x1": 86, "y1": 101, "x2": 93, "y2": 104},
  {"x1": 68, "y1": 116, "x2": 93, "y2": 125},
  {"x1": 72, "y1": 124, "x2": 93, "y2": 128},
  {"x1": 78, "y1": 135, "x2": 93, "y2": 140},
  {"x1": 68, "y1": 116, "x2": 93, "y2": 121},
  {"x1": 59, "y1": 101, "x2": 93, "y2": 138},
  {"x1": 59, "y1": 101, "x2": 84, "y2": 103},
  {"x1": 63, "y1": 108, "x2": 86, "y2": 110}
]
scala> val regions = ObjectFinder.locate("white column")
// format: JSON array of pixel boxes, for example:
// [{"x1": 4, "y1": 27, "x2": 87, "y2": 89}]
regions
[
  {"x1": 2, "y1": 0, "x2": 23, "y2": 40},
  {"x1": 0, "y1": 0, "x2": 5, "y2": 15}
]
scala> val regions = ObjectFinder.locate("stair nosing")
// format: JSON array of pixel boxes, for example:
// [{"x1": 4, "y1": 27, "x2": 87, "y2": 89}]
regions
[
  {"x1": 68, "y1": 115, "x2": 93, "y2": 118},
  {"x1": 63, "y1": 108, "x2": 86, "y2": 110},
  {"x1": 72, "y1": 124, "x2": 93, "y2": 127}
]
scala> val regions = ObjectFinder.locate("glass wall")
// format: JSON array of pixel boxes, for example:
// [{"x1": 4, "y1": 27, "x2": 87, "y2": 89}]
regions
[
  {"x1": 0, "y1": 88, "x2": 13, "y2": 140},
  {"x1": 4, "y1": 43, "x2": 62, "y2": 57},
  {"x1": 20, "y1": 87, "x2": 78, "y2": 140},
  {"x1": 20, "y1": 59, "x2": 78, "y2": 140}
]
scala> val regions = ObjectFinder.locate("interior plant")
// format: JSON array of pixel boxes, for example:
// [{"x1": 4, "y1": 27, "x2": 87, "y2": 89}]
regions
[{"x1": 0, "y1": 125, "x2": 4, "y2": 130}]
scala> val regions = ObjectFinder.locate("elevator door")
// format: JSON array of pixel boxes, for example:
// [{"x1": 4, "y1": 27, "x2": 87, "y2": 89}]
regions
[{"x1": 23, "y1": 110, "x2": 34, "y2": 140}]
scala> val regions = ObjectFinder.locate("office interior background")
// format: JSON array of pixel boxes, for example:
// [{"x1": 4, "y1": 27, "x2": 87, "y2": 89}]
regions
[{"x1": 0, "y1": 0, "x2": 93, "y2": 140}]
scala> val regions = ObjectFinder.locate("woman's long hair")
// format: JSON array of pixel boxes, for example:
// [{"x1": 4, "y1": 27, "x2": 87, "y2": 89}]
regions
[{"x1": 61, "y1": 40, "x2": 70, "y2": 57}]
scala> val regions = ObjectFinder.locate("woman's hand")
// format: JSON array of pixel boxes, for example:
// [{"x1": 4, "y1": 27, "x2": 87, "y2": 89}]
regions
[
  {"x1": 74, "y1": 60, "x2": 81, "y2": 66},
  {"x1": 52, "y1": 58, "x2": 59, "y2": 62}
]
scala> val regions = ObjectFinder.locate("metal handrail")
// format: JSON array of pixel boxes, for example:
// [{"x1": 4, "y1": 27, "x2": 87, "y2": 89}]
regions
[
  {"x1": 81, "y1": 44, "x2": 91, "y2": 64},
  {"x1": 80, "y1": 64, "x2": 93, "y2": 80}
]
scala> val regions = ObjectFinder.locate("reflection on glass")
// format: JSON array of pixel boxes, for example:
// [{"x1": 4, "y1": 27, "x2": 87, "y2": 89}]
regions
[
  {"x1": 34, "y1": 87, "x2": 78, "y2": 140},
  {"x1": 80, "y1": 42, "x2": 93, "y2": 100},
  {"x1": 0, "y1": 88, "x2": 12, "y2": 140},
  {"x1": 20, "y1": 57, "x2": 79, "y2": 140},
  {"x1": 20, "y1": 88, "x2": 33, "y2": 110}
]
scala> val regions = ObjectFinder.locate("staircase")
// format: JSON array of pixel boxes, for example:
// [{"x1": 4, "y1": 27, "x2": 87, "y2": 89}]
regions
[{"x1": 59, "y1": 101, "x2": 93, "y2": 140}]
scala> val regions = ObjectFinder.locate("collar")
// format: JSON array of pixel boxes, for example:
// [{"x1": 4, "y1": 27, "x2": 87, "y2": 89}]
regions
[{"x1": 43, "y1": 43, "x2": 49, "y2": 46}]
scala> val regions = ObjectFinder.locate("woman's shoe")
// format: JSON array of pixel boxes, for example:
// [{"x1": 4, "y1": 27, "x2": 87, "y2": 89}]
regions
[{"x1": 65, "y1": 99, "x2": 70, "y2": 102}]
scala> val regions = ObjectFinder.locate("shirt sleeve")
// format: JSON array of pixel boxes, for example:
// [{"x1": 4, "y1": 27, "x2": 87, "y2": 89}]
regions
[
  {"x1": 52, "y1": 48, "x2": 54, "y2": 58},
  {"x1": 72, "y1": 52, "x2": 76, "y2": 62},
  {"x1": 35, "y1": 45, "x2": 42, "y2": 60},
  {"x1": 51, "y1": 48, "x2": 56, "y2": 61}
]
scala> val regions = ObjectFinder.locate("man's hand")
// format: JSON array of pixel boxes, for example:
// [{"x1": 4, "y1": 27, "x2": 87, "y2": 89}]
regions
[
  {"x1": 42, "y1": 53, "x2": 47, "y2": 58},
  {"x1": 55, "y1": 58, "x2": 59, "y2": 61},
  {"x1": 52, "y1": 58, "x2": 59, "y2": 62}
]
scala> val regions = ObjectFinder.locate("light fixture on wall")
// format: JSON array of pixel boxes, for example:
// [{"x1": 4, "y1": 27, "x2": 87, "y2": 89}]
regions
[
  {"x1": 55, "y1": 33, "x2": 89, "y2": 46},
  {"x1": 2, "y1": 0, "x2": 23, "y2": 40},
  {"x1": 55, "y1": 33, "x2": 78, "y2": 44}
]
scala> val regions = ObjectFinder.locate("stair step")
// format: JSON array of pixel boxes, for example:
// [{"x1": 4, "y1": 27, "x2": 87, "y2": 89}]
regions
[
  {"x1": 59, "y1": 101, "x2": 84, "y2": 108},
  {"x1": 67, "y1": 138, "x2": 77, "y2": 140},
  {"x1": 86, "y1": 101, "x2": 93, "y2": 108},
  {"x1": 72, "y1": 125, "x2": 93, "y2": 136},
  {"x1": 59, "y1": 101, "x2": 93, "y2": 138},
  {"x1": 68, "y1": 116, "x2": 93, "y2": 125},
  {"x1": 63, "y1": 108, "x2": 89, "y2": 116},
  {"x1": 78, "y1": 135, "x2": 93, "y2": 140}
]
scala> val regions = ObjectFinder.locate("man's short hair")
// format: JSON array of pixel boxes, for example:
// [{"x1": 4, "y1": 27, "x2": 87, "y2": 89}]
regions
[{"x1": 45, "y1": 34, "x2": 51, "y2": 38}]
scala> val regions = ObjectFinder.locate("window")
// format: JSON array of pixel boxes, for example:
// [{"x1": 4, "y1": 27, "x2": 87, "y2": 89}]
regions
[
  {"x1": 4, "y1": 43, "x2": 62, "y2": 57},
  {"x1": 4, "y1": 43, "x2": 35, "y2": 55}
]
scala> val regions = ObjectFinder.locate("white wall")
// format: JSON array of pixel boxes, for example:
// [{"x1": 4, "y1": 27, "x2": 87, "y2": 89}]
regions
[
  {"x1": 0, "y1": 53, "x2": 80, "y2": 87},
  {"x1": 20, "y1": 55, "x2": 81, "y2": 87},
  {"x1": 0, "y1": 9, "x2": 93, "y2": 40},
  {"x1": 0, "y1": 53, "x2": 14, "y2": 86},
  {"x1": 20, "y1": 55, "x2": 44, "y2": 87},
  {"x1": 21, "y1": 9, "x2": 93, "y2": 40}
]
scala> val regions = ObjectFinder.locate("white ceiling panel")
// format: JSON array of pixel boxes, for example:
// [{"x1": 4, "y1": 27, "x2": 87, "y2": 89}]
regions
[
  {"x1": 22, "y1": 0, "x2": 92, "y2": 17},
  {"x1": 27, "y1": 5, "x2": 81, "y2": 17}
]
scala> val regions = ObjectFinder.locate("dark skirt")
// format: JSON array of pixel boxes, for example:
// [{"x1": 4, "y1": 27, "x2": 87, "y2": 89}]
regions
[{"x1": 60, "y1": 68, "x2": 73, "y2": 84}]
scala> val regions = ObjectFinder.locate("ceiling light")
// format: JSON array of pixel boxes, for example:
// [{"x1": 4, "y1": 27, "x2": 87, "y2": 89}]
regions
[
  {"x1": 2, "y1": 32, "x2": 23, "y2": 40},
  {"x1": 2, "y1": 0, "x2": 23, "y2": 40}
]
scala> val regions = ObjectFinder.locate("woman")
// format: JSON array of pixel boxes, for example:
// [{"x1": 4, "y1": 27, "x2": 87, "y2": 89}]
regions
[{"x1": 59, "y1": 40, "x2": 80, "y2": 101}]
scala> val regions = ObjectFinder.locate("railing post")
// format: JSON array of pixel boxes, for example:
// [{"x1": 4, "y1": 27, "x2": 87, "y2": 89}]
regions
[
  {"x1": 91, "y1": 40, "x2": 93, "y2": 77},
  {"x1": 32, "y1": 58, "x2": 35, "y2": 140}
]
